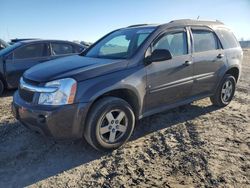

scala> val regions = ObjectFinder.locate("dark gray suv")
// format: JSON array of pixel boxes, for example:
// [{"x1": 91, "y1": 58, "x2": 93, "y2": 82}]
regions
[{"x1": 12, "y1": 19, "x2": 243, "y2": 151}]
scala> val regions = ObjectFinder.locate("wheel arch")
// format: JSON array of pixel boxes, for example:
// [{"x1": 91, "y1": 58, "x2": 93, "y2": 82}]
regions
[
  {"x1": 88, "y1": 88, "x2": 141, "y2": 119},
  {"x1": 225, "y1": 66, "x2": 240, "y2": 82}
]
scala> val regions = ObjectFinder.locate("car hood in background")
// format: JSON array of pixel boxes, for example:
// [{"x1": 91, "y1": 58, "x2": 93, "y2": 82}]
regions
[{"x1": 23, "y1": 55, "x2": 128, "y2": 83}]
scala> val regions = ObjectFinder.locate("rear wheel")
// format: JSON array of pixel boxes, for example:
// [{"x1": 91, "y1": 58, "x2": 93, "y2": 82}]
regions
[
  {"x1": 84, "y1": 97, "x2": 135, "y2": 151},
  {"x1": 210, "y1": 74, "x2": 236, "y2": 107},
  {"x1": 0, "y1": 80, "x2": 4, "y2": 96}
]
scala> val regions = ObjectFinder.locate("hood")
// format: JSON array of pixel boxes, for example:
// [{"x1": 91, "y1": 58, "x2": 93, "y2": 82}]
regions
[{"x1": 24, "y1": 55, "x2": 128, "y2": 83}]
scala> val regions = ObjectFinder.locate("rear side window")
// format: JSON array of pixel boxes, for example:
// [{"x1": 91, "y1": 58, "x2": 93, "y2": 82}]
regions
[
  {"x1": 153, "y1": 32, "x2": 188, "y2": 57},
  {"x1": 192, "y1": 30, "x2": 218, "y2": 52},
  {"x1": 14, "y1": 43, "x2": 48, "y2": 59},
  {"x1": 217, "y1": 29, "x2": 239, "y2": 49},
  {"x1": 51, "y1": 43, "x2": 74, "y2": 55}
]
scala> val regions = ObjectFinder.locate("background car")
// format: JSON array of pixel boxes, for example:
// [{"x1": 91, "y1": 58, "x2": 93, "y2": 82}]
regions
[
  {"x1": 0, "y1": 39, "x2": 85, "y2": 95},
  {"x1": 0, "y1": 39, "x2": 9, "y2": 51}
]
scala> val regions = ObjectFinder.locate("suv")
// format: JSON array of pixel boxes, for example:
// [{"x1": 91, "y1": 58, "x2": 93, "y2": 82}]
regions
[
  {"x1": 12, "y1": 20, "x2": 243, "y2": 151},
  {"x1": 0, "y1": 40, "x2": 85, "y2": 95}
]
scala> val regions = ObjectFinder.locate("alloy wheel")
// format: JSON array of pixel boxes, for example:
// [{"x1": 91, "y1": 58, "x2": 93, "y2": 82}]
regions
[
  {"x1": 221, "y1": 80, "x2": 233, "y2": 103},
  {"x1": 98, "y1": 109, "x2": 128, "y2": 143}
]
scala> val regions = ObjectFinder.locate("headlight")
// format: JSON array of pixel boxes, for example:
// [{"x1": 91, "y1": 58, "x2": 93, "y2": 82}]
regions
[{"x1": 38, "y1": 78, "x2": 77, "y2": 105}]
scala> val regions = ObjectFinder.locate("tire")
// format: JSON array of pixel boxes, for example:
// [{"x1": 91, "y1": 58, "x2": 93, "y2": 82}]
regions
[
  {"x1": 210, "y1": 74, "x2": 236, "y2": 107},
  {"x1": 0, "y1": 80, "x2": 4, "y2": 96},
  {"x1": 84, "y1": 97, "x2": 135, "y2": 151}
]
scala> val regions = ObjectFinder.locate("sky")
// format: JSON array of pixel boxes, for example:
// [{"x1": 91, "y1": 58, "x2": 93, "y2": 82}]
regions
[{"x1": 0, "y1": 0, "x2": 250, "y2": 43}]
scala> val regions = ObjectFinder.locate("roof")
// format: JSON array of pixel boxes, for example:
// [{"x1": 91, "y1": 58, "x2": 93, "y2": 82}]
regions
[
  {"x1": 126, "y1": 19, "x2": 225, "y2": 29},
  {"x1": 19, "y1": 39, "x2": 84, "y2": 46}
]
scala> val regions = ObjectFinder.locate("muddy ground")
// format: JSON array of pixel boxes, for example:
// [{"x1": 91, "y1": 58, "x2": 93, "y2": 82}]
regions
[{"x1": 0, "y1": 50, "x2": 249, "y2": 188}]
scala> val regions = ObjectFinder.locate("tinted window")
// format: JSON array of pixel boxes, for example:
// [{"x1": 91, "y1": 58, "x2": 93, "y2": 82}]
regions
[
  {"x1": 217, "y1": 29, "x2": 239, "y2": 49},
  {"x1": 192, "y1": 30, "x2": 218, "y2": 52},
  {"x1": 14, "y1": 43, "x2": 48, "y2": 59},
  {"x1": 51, "y1": 43, "x2": 74, "y2": 55},
  {"x1": 153, "y1": 32, "x2": 187, "y2": 57}
]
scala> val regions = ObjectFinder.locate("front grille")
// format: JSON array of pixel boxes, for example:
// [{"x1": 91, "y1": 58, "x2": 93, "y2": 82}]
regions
[
  {"x1": 19, "y1": 86, "x2": 35, "y2": 103},
  {"x1": 18, "y1": 77, "x2": 39, "y2": 103}
]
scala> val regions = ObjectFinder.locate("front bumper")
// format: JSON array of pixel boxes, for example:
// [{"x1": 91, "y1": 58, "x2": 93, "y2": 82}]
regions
[{"x1": 12, "y1": 92, "x2": 91, "y2": 139}]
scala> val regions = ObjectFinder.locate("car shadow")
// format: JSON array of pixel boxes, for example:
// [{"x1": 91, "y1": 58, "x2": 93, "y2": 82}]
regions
[
  {"x1": 0, "y1": 102, "x2": 220, "y2": 187},
  {"x1": 132, "y1": 103, "x2": 219, "y2": 141}
]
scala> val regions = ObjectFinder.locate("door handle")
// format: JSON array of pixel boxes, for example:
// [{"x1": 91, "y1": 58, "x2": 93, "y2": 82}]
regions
[
  {"x1": 183, "y1": 61, "x2": 193, "y2": 66},
  {"x1": 217, "y1": 54, "x2": 224, "y2": 59}
]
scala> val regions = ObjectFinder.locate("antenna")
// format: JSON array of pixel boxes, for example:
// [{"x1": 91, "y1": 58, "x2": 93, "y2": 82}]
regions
[
  {"x1": 6, "y1": 28, "x2": 10, "y2": 41},
  {"x1": 197, "y1": 16, "x2": 200, "y2": 20}
]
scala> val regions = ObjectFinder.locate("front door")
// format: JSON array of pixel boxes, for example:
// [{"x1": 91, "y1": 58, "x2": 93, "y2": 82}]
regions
[
  {"x1": 145, "y1": 28, "x2": 193, "y2": 111},
  {"x1": 5, "y1": 42, "x2": 50, "y2": 88}
]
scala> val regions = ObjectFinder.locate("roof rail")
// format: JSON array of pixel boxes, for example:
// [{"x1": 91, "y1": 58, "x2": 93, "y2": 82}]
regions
[
  {"x1": 169, "y1": 19, "x2": 192, "y2": 23},
  {"x1": 215, "y1": 19, "x2": 224, "y2": 24},
  {"x1": 169, "y1": 19, "x2": 224, "y2": 24},
  {"x1": 127, "y1": 24, "x2": 149, "y2": 28}
]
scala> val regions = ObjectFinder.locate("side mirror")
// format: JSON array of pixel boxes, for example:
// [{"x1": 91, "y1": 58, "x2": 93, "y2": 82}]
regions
[{"x1": 145, "y1": 49, "x2": 172, "y2": 64}]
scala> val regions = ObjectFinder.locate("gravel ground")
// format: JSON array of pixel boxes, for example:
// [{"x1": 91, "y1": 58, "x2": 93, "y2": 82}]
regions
[{"x1": 0, "y1": 50, "x2": 249, "y2": 188}]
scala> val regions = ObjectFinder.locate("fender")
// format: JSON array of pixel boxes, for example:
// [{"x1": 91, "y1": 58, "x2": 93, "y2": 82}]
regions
[{"x1": 75, "y1": 65, "x2": 147, "y2": 116}]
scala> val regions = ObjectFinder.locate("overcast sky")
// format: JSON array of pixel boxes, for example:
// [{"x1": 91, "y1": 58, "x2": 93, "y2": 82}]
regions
[{"x1": 0, "y1": 0, "x2": 250, "y2": 42}]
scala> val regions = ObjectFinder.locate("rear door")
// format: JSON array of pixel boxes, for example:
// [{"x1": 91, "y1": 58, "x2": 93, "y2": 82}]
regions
[
  {"x1": 5, "y1": 42, "x2": 50, "y2": 88},
  {"x1": 145, "y1": 28, "x2": 193, "y2": 111},
  {"x1": 190, "y1": 27, "x2": 225, "y2": 96}
]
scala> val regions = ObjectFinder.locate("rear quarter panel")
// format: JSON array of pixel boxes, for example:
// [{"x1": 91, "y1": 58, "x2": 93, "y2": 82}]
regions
[
  {"x1": 213, "y1": 26, "x2": 243, "y2": 83},
  {"x1": 224, "y1": 47, "x2": 243, "y2": 80}
]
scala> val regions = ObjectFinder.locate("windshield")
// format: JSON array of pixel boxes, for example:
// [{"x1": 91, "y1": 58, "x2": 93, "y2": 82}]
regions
[
  {"x1": 0, "y1": 42, "x2": 21, "y2": 56},
  {"x1": 84, "y1": 27, "x2": 156, "y2": 59}
]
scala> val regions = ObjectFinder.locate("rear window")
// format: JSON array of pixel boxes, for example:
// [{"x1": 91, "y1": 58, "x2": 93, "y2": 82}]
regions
[
  {"x1": 13, "y1": 43, "x2": 48, "y2": 59},
  {"x1": 192, "y1": 30, "x2": 218, "y2": 52},
  {"x1": 217, "y1": 29, "x2": 239, "y2": 49},
  {"x1": 51, "y1": 43, "x2": 74, "y2": 55}
]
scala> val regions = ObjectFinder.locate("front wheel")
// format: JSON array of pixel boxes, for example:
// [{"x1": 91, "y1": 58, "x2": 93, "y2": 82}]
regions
[
  {"x1": 210, "y1": 74, "x2": 236, "y2": 107},
  {"x1": 84, "y1": 97, "x2": 135, "y2": 151}
]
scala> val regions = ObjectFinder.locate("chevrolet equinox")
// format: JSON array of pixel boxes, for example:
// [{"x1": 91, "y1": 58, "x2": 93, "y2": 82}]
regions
[{"x1": 12, "y1": 19, "x2": 243, "y2": 151}]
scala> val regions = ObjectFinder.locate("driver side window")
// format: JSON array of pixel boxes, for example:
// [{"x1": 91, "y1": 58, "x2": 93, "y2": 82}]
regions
[{"x1": 153, "y1": 31, "x2": 188, "y2": 57}]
